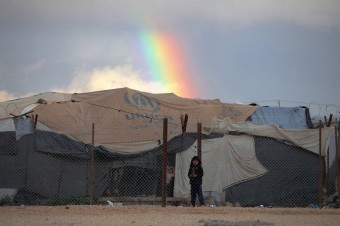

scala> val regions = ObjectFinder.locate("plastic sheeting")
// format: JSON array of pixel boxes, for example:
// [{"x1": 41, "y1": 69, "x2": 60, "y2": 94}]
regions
[
  {"x1": 0, "y1": 92, "x2": 72, "y2": 119},
  {"x1": 13, "y1": 117, "x2": 34, "y2": 140},
  {"x1": 250, "y1": 106, "x2": 313, "y2": 129},
  {"x1": 224, "y1": 137, "x2": 321, "y2": 207},
  {"x1": 174, "y1": 135, "x2": 267, "y2": 198},
  {"x1": 210, "y1": 118, "x2": 331, "y2": 156}
]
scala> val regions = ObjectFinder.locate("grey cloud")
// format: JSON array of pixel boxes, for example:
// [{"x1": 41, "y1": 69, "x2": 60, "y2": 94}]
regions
[
  {"x1": 0, "y1": 0, "x2": 339, "y2": 108},
  {"x1": 1, "y1": 0, "x2": 340, "y2": 29},
  {"x1": 20, "y1": 59, "x2": 47, "y2": 76}
]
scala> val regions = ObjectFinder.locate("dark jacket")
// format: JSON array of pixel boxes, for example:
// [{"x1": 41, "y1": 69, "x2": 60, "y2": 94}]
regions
[{"x1": 188, "y1": 165, "x2": 204, "y2": 185}]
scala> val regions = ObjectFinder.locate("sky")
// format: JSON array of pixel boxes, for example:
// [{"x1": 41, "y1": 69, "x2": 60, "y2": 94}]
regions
[{"x1": 0, "y1": 0, "x2": 340, "y2": 117}]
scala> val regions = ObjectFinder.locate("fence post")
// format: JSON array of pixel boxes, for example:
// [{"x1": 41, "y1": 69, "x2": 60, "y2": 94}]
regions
[
  {"x1": 325, "y1": 114, "x2": 333, "y2": 195},
  {"x1": 161, "y1": 118, "x2": 168, "y2": 207},
  {"x1": 90, "y1": 123, "x2": 95, "y2": 205},
  {"x1": 335, "y1": 126, "x2": 339, "y2": 204},
  {"x1": 318, "y1": 120, "x2": 323, "y2": 207},
  {"x1": 197, "y1": 123, "x2": 202, "y2": 160},
  {"x1": 326, "y1": 147, "x2": 330, "y2": 195},
  {"x1": 33, "y1": 114, "x2": 38, "y2": 131},
  {"x1": 181, "y1": 114, "x2": 188, "y2": 133}
]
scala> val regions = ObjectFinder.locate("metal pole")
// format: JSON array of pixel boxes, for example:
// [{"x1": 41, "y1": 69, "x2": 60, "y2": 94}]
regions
[
  {"x1": 318, "y1": 120, "x2": 323, "y2": 207},
  {"x1": 90, "y1": 123, "x2": 95, "y2": 205},
  {"x1": 197, "y1": 123, "x2": 202, "y2": 161},
  {"x1": 161, "y1": 118, "x2": 168, "y2": 207}
]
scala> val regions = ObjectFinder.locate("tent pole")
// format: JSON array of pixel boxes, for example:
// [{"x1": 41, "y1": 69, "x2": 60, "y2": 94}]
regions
[{"x1": 161, "y1": 118, "x2": 168, "y2": 207}]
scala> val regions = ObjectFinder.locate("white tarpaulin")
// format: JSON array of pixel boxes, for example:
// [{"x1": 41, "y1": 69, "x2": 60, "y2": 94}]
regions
[
  {"x1": 0, "y1": 88, "x2": 258, "y2": 154},
  {"x1": 250, "y1": 106, "x2": 311, "y2": 129},
  {"x1": 210, "y1": 118, "x2": 331, "y2": 156},
  {"x1": 174, "y1": 135, "x2": 268, "y2": 198},
  {"x1": 0, "y1": 92, "x2": 72, "y2": 119}
]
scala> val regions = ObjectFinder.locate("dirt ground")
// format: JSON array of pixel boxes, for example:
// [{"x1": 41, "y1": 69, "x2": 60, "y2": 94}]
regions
[{"x1": 0, "y1": 205, "x2": 339, "y2": 226}]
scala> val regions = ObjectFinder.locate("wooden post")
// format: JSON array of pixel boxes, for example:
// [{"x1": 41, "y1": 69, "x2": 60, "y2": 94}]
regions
[
  {"x1": 161, "y1": 118, "x2": 168, "y2": 207},
  {"x1": 325, "y1": 114, "x2": 332, "y2": 195},
  {"x1": 335, "y1": 126, "x2": 339, "y2": 203},
  {"x1": 34, "y1": 114, "x2": 38, "y2": 131},
  {"x1": 327, "y1": 114, "x2": 333, "y2": 127},
  {"x1": 197, "y1": 123, "x2": 202, "y2": 161},
  {"x1": 30, "y1": 114, "x2": 38, "y2": 131},
  {"x1": 326, "y1": 147, "x2": 330, "y2": 195},
  {"x1": 181, "y1": 114, "x2": 188, "y2": 133},
  {"x1": 90, "y1": 123, "x2": 95, "y2": 205},
  {"x1": 318, "y1": 120, "x2": 323, "y2": 207}
]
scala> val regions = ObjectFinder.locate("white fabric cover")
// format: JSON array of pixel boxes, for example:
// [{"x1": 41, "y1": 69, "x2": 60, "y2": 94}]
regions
[
  {"x1": 250, "y1": 106, "x2": 310, "y2": 129},
  {"x1": 0, "y1": 92, "x2": 72, "y2": 119},
  {"x1": 99, "y1": 141, "x2": 160, "y2": 154},
  {"x1": 1, "y1": 88, "x2": 258, "y2": 145},
  {"x1": 210, "y1": 118, "x2": 331, "y2": 156},
  {"x1": 174, "y1": 135, "x2": 267, "y2": 198}
]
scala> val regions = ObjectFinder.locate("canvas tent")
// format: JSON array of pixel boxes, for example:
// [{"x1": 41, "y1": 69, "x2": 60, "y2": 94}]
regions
[
  {"x1": 174, "y1": 119, "x2": 333, "y2": 206},
  {"x1": 174, "y1": 135, "x2": 268, "y2": 197},
  {"x1": 0, "y1": 88, "x2": 336, "y2": 206},
  {"x1": 0, "y1": 88, "x2": 257, "y2": 203},
  {"x1": 0, "y1": 88, "x2": 258, "y2": 152},
  {"x1": 224, "y1": 136, "x2": 321, "y2": 207}
]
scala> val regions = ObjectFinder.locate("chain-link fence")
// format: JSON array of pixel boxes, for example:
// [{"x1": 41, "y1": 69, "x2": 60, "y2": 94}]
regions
[{"x1": 0, "y1": 110, "x2": 339, "y2": 208}]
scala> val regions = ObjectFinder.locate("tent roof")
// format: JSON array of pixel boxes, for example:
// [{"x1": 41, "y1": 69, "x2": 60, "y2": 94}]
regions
[{"x1": 0, "y1": 87, "x2": 258, "y2": 145}]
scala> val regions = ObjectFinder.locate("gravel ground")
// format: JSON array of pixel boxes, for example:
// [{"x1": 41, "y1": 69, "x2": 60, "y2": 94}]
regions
[{"x1": 0, "y1": 205, "x2": 339, "y2": 226}]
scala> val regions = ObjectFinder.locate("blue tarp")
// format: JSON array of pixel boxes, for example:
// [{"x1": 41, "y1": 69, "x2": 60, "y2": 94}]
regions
[{"x1": 250, "y1": 106, "x2": 313, "y2": 129}]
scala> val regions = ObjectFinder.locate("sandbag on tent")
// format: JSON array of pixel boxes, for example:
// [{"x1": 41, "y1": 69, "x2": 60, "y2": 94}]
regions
[{"x1": 174, "y1": 135, "x2": 267, "y2": 198}]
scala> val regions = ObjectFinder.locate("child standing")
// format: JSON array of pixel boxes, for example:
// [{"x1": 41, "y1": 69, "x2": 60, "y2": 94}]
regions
[{"x1": 188, "y1": 156, "x2": 205, "y2": 207}]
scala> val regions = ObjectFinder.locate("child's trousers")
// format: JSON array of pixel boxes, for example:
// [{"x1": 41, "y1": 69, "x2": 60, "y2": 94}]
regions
[{"x1": 190, "y1": 184, "x2": 205, "y2": 206}]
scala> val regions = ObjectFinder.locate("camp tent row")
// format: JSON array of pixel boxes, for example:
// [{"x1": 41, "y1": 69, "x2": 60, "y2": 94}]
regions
[{"x1": 0, "y1": 87, "x2": 337, "y2": 206}]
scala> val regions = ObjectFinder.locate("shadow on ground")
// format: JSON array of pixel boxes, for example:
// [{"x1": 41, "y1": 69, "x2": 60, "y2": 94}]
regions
[{"x1": 200, "y1": 219, "x2": 274, "y2": 226}]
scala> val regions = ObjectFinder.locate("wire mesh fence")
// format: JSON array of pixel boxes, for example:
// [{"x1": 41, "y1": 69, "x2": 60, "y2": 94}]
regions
[{"x1": 0, "y1": 107, "x2": 339, "y2": 208}]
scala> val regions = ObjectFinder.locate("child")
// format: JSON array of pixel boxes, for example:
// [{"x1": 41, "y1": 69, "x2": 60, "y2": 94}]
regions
[{"x1": 188, "y1": 156, "x2": 205, "y2": 207}]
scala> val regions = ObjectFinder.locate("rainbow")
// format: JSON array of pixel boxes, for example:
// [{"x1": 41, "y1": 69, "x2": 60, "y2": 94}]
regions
[{"x1": 139, "y1": 30, "x2": 197, "y2": 98}]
